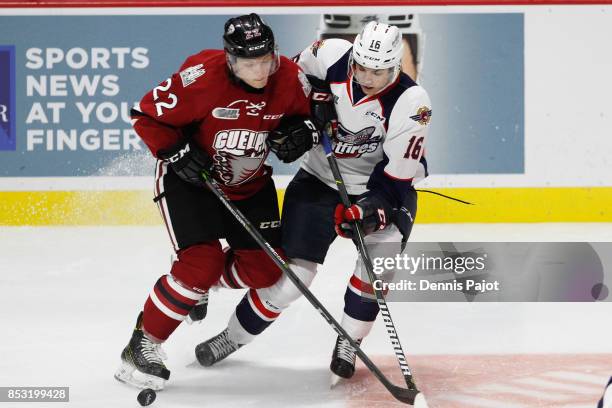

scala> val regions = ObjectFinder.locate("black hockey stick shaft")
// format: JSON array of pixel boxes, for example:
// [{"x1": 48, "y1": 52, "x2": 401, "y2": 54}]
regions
[
  {"x1": 201, "y1": 173, "x2": 419, "y2": 405},
  {"x1": 321, "y1": 131, "x2": 420, "y2": 392}
]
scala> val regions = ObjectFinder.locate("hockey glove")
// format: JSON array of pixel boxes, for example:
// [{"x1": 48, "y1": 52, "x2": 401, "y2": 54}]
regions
[
  {"x1": 306, "y1": 74, "x2": 337, "y2": 132},
  {"x1": 334, "y1": 194, "x2": 392, "y2": 239},
  {"x1": 159, "y1": 141, "x2": 213, "y2": 187},
  {"x1": 267, "y1": 115, "x2": 319, "y2": 163}
]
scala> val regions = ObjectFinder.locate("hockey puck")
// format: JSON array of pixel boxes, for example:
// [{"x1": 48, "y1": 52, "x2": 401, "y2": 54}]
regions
[{"x1": 137, "y1": 388, "x2": 156, "y2": 406}]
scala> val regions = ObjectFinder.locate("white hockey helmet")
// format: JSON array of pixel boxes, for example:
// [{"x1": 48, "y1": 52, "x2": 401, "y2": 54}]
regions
[
  {"x1": 318, "y1": 14, "x2": 425, "y2": 73},
  {"x1": 352, "y1": 21, "x2": 403, "y2": 70}
]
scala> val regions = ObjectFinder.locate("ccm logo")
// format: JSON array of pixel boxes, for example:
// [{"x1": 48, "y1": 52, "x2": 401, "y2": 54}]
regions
[
  {"x1": 260, "y1": 220, "x2": 281, "y2": 229},
  {"x1": 166, "y1": 144, "x2": 190, "y2": 163},
  {"x1": 263, "y1": 113, "x2": 284, "y2": 120}
]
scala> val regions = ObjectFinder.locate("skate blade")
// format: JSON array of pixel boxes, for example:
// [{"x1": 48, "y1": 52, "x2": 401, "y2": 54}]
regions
[
  {"x1": 330, "y1": 374, "x2": 342, "y2": 389},
  {"x1": 114, "y1": 361, "x2": 166, "y2": 391}
]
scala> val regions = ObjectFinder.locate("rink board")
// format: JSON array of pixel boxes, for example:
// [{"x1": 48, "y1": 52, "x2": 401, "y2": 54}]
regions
[
  {"x1": 1, "y1": 186, "x2": 612, "y2": 225},
  {"x1": 0, "y1": 4, "x2": 611, "y2": 225}
]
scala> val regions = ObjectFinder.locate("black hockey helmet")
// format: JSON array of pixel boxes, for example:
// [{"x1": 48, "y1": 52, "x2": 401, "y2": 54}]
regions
[{"x1": 223, "y1": 13, "x2": 275, "y2": 58}]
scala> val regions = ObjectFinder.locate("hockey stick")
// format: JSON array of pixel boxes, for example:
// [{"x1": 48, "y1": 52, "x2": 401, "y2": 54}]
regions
[
  {"x1": 201, "y1": 172, "x2": 425, "y2": 406},
  {"x1": 320, "y1": 130, "x2": 426, "y2": 403}
]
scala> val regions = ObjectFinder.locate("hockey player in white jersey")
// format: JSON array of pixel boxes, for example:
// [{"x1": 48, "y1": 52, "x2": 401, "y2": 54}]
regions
[{"x1": 195, "y1": 21, "x2": 431, "y2": 381}]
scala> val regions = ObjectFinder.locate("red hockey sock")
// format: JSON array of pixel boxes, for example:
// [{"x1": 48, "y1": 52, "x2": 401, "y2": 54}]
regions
[{"x1": 141, "y1": 275, "x2": 204, "y2": 341}]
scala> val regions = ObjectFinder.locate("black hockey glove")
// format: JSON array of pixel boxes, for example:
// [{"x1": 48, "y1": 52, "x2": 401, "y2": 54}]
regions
[
  {"x1": 334, "y1": 193, "x2": 393, "y2": 239},
  {"x1": 267, "y1": 115, "x2": 319, "y2": 163},
  {"x1": 306, "y1": 74, "x2": 337, "y2": 132},
  {"x1": 159, "y1": 141, "x2": 213, "y2": 187}
]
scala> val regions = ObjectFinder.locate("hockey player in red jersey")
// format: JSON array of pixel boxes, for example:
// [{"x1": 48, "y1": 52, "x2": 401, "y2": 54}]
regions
[{"x1": 114, "y1": 13, "x2": 318, "y2": 391}]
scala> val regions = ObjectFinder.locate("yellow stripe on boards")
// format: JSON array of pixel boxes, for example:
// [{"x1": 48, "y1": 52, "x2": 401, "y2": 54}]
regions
[
  {"x1": 0, "y1": 191, "x2": 158, "y2": 226},
  {"x1": 416, "y1": 187, "x2": 612, "y2": 223},
  {"x1": 1, "y1": 187, "x2": 611, "y2": 226}
]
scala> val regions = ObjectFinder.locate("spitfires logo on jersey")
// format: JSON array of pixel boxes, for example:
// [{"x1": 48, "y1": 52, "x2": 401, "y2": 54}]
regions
[
  {"x1": 212, "y1": 129, "x2": 268, "y2": 186},
  {"x1": 332, "y1": 123, "x2": 380, "y2": 158},
  {"x1": 410, "y1": 106, "x2": 432, "y2": 126},
  {"x1": 309, "y1": 40, "x2": 326, "y2": 57}
]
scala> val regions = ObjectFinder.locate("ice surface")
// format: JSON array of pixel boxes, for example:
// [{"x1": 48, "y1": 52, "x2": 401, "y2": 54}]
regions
[{"x1": 0, "y1": 223, "x2": 610, "y2": 407}]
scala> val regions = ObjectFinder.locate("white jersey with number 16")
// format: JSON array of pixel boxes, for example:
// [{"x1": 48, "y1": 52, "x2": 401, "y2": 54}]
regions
[{"x1": 297, "y1": 38, "x2": 431, "y2": 195}]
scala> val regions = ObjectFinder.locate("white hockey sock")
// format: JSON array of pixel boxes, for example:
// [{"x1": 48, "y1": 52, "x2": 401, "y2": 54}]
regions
[
  {"x1": 227, "y1": 310, "x2": 258, "y2": 345},
  {"x1": 341, "y1": 313, "x2": 375, "y2": 340}
]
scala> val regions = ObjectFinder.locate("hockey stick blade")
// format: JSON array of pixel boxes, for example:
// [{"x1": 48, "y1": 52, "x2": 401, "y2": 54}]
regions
[{"x1": 389, "y1": 384, "x2": 423, "y2": 406}]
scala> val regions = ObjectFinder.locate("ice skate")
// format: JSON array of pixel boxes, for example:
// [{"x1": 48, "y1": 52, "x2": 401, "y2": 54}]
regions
[
  {"x1": 114, "y1": 312, "x2": 170, "y2": 391},
  {"x1": 195, "y1": 328, "x2": 242, "y2": 367},
  {"x1": 330, "y1": 335, "x2": 362, "y2": 387}
]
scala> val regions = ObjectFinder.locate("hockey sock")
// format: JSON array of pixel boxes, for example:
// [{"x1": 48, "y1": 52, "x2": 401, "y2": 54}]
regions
[
  {"x1": 341, "y1": 274, "x2": 380, "y2": 339},
  {"x1": 227, "y1": 288, "x2": 281, "y2": 344},
  {"x1": 225, "y1": 258, "x2": 317, "y2": 344},
  {"x1": 218, "y1": 259, "x2": 249, "y2": 289},
  {"x1": 142, "y1": 275, "x2": 205, "y2": 341}
]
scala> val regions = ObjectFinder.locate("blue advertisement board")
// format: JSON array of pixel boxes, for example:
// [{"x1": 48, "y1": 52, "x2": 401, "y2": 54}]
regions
[
  {"x1": 0, "y1": 45, "x2": 16, "y2": 151},
  {"x1": 0, "y1": 13, "x2": 523, "y2": 177}
]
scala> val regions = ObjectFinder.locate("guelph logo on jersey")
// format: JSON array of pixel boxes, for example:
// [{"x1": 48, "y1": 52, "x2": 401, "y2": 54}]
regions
[
  {"x1": 333, "y1": 123, "x2": 380, "y2": 158},
  {"x1": 212, "y1": 129, "x2": 268, "y2": 186},
  {"x1": 410, "y1": 106, "x2": 432, "y2": 126}
]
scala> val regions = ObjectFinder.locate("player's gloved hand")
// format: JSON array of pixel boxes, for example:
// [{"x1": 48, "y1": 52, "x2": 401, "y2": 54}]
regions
[
  {"x1": 334, "y1": 195, "x2": 391, "y2": 239},
  {"x1": 306, "y1": 74, "x2": 337, "y2": 132},
  {"x1": 268, "y1": 115, "x2": 319, "y2": 163},
  {"x1": 159, "y1": 141, "x2": 213, "y2": 187}
]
